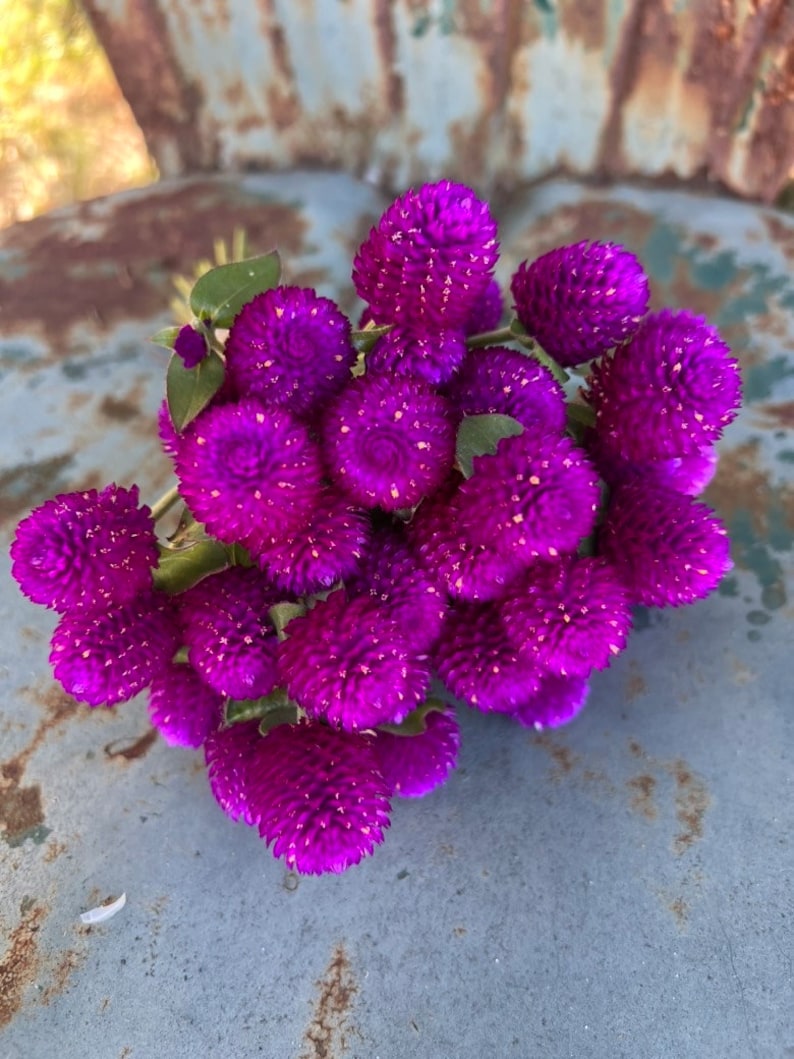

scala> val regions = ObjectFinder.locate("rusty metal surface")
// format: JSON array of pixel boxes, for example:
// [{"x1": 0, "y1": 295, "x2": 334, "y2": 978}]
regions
[
  {"x1": 0, "y1": 173, "x2": 792, "y2": 1057},
  {"x1": 82, "y1": 0, "x2": 794, "y2": 203}
]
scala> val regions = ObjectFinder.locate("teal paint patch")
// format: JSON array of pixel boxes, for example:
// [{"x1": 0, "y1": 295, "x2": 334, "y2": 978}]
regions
[
  {"x1": 718, "y1": 576, "x2": 739, "y2": 597},
  {"x1": 411, "y1": 13, "x2": 432, "y2": 37},
  {"x1": 746, "y1": 610, "x2": 771, "y2": 625},
  {"x1": 743, "y1": 355, "x2": 794, "y2": 403},
  {"x1": 642, "y1": 222, "x2": 680, "y2": 285},
  {"x1": 532, "y1": 0, "x2": 557, "y2": 38},
  {"x1": 690, "y1": 250, "x2": 741, "y2": 291},
  {"x1": 747, "y1": 629, "x2": 762, "y2": 642},
  {"x1": 4, "y1": 824, "x2": 52, "y2": 848},
  {"x1": 631, "y1": 606, "x2": 666, "y2": 632},
  {"x1": 776, "y1": 450, "x2": 794, "y2": 463},
  {"x1": 761, "y1": 582, "x2": 787, "y2": 610}
]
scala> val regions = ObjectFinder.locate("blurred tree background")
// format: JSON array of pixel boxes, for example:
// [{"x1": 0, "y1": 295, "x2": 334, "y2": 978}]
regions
[{"x1": 0, "y1": 0, "x2": 157, "y2": 228}]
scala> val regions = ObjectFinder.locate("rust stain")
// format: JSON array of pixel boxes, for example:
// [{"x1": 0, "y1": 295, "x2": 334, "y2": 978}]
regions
[
  {"x1": 99, "y1": 386, "x2": 145, "y2": 423},
  {"x1": 0, "y1": 180, "x2": 310, "y2": 345},
  {"x1": 40, "y1": 946, "x2": 88, "y2": 1005},
  {"x1": 532, "y1": 732, "x2": 579, "y2": 776},
  {"x1": 43, "y1": 839, "x2": 68, "y2": 863},
  {"x1": 0, "y1": 782, "x2": 45, "y2": 846},
  {"x1": 625, "y1": 663, "x2": 648, "y2": 702},
  {"x1": 668, "y1": 895, "x2": 690, "y2": 927},
  {"x1": 669, "y1": 759, "x2": 711, "y2": 855},
  {"x1": 373, "y1": 0, "x2": 404, "y2": 114},
  {"x1": 754, "y1": 399, "x2": 794, "y2": 429},
  {"x1": 104, "y1": 728, "x2": 158, "y2": 762},
  {"x1": 452, "y1": 925, "x2": 467, "y2": 937},
  {"x1": 706, "y1": 438, "x2": 794, "y2": 543},
  {"x1": 628, "y1": 738, "x2": 646, "y2": 759},
  {"x1": 0, "y1": 904, "x2": 47, "y2": 1028},
  {"x1": 300, "y1": 942, "x2": 358, "y2": 1059},
  {"x1": 627, "y1": 774, "x2": 658, "y2": 821},
  {"x1": 558, "y1": 0, "x2": 607, "y2": 54}
]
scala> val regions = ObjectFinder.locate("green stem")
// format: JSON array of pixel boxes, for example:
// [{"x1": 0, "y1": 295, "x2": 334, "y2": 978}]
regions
[
  {"x1": 150, "y1": 484, "x2": 181, "y2": 522},
  {"x1": 465, "y1": 326, "x2": 516, "y2": 349}
]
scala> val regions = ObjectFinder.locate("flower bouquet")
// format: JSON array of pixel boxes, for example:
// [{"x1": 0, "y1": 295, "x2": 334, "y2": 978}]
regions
[{"x1": 10, "y1": 182, "x2": 741, "y2": 875}]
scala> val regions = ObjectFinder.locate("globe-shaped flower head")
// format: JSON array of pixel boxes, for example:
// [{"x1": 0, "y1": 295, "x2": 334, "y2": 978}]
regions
[
  {"x1": 224, "y1": 286, "x2": 356, "y2": 416},
  {"x1": 585, "y1": 309, "x2": 742, "y2": 461},
  {"x1": 322, "y1": 373, "x2": 455, "y2": 511},
  {"x1": 174, "y1": 398, "x2": 324, "y2": 553},
  {"x1": 11, "y1": 484, "x2": 158, "y2": 613},
  {"x1": 511, "y1": 240, "x2": 650, "y2": 366},
  {"x1": 353, "y1": 181, "x2": 499, "y2": 330}
]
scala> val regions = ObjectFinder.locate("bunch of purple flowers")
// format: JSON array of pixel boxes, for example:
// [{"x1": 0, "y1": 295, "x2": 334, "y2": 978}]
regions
[{"x1": 11, "y1": 181, "x2": 741, "y2": 875}]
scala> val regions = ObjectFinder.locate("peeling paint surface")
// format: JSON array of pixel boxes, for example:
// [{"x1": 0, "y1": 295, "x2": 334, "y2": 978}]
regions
[
  {"x1": 82, "y1": 0, "x2": 794, "y2": 202},
  {"x1": 0, "y1": 174, "x2": 792, "y2": 1055}
]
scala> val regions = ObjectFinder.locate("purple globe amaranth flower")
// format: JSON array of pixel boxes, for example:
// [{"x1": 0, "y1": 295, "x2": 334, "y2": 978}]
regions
[
  {"x1": 501, "y1": 557, "x2": 632, "y2": 677},
  {"x1": 444, "y1": 347, "x2": 567, "y2": 434},
  {"x1": 256, "y1": 488, "x2": 370, "y2": 595},
  {"x1": 508, "y1": 673, "x2": 590, "y2": 730},
  {"x1": 511, "y1": 240, "x2": 649, "y2": 367},
  {"x1": 353, "y1": 181, "x2": 499, "y2": 330},
  {"x1": 369, "y1": 707, "x2": 460, "y2": 798},
  {"x1": 434, "y1": 601, "x2": 543, "y2": 713},
  {"x1": 347, "y1": 523, "x2": 447, "y2": 652},
  {"x1": 585, "y1": 309, "x2": 742, "y2": 460},
  {"x1": 224, "y1": 286, "x2": 356, "y2": 416},
  {"x1": 174, "y1": 398, "x2": 324, "y2": 549},
  {"x1": 587, "y1": 430, "x2": 719, "y2": 497},
  {"x1": 49, "y1": 590, "x2": 180, "y2": 706},
  {"x1": 11, "y1": 484, "x2": 158, "y2": 614},
  {"x1": 277, "y1": 591, "x2": 430, "y2": 731},
  {"x1": 599, "y1": 480, "x2": 733, "y2": 607},
  {"x1": 407, "y1": 475, "x2": 527, "y2": 602},
  {"x1": 247, "y1": 721, "x2": 392, "y2": 875},
  {"x1": 465, "y1": 278, "x2": 503, "y2": 336},
  {"x1": 455, "y1": 429, "x2": 601, "y2": 563},
  {"x1": 366, "y1": 326, "x2": 467, "y2": 386},
  {"x1": 322, "y1": 373, "x2": 455, "y2": 511},
  {"x1": 177, "y1": 566, "x2": 279, "y2": 700},
  {"x1": 148, "y1": 662, "x2": 224, "y2": 748},
  {"x1": 205, "y1": 719, "x2": 264, "y2": 825},
  {"x1": 174, "y1": 324, "x2": 207, "y2": 368}
]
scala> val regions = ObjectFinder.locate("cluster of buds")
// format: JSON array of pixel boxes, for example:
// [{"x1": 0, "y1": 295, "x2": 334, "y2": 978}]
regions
[{"x1": 11, "y1": 182, "x2": 741, "y2": 875}]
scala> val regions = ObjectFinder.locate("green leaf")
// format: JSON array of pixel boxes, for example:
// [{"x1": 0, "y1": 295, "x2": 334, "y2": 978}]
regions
[
  {"x1": 225, "y1": 688, "x2": 298, "y2": 730},
  {"x1": 166, "y1": 348, "x2": 226, "y2": 433},
  {"x1": 150, "y1": 325, "x2": 182, "y2": 351},
  {"x1": 455, "y1": 413, "x2": 524, "y2": 478},
  {"x1": 152, "y1": 538, "x2": 229, "y2": 595},
  {"x1": 351, "y1": 324, "x2": 392, "y2": 353},
  {"x1": 268, "y1": 601, "x2": 306, "y2": 641},
  {"x1": 509, "y1": 319, "x2": 569, "y2": 384},
  {"x1": 188, "y1": 251, "x2": 282, "y2": 328},
  {"x1": 377, "y1": 698, "x2": 449, "y2": 737}
]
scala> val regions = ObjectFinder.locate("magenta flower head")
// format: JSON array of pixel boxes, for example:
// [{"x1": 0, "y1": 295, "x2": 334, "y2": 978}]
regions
[
  {"x1": 408, "y1": 475, "x2": 526, "y2": 602},
  {"x1": 205, "y1": 719, "x2": 263, "y2": 825},
  {"x1": 49, "y1": 590, "x2": 180, "y2": 706},
  {"x1": 366, "y1": 326, "x2": 467, "y2": 386},
  {"x1": 148, "y1": 662, "x2": 223, "y2": 748},
  {"x1": 347, "y1": 523, "x2": 447, "y2": 652},
  {"x1": 502, "y1": 557, "x2": 632, "y2": 677},
  {"x1": 508, "y1": 673, "x2": 590, "y2": 730},
  {"x1": 434, "y1": 601, "x2": 542, "y2": 713},
  {"x1": 353, "y1": 181, "x2": 499, "y2": 330},
  {"x1": 445, "y1": 347, "x2": 567, "y2": 434},
  {"x1": 174, "y1": 324, "x2": 207, "y2": 368},
  {"x1": 224, "y1": 286, "x2": 356, "y2": 415},
  {"x1": 174, "y1": 398, "x2": 324, "y2": 549},
  {"x1": 455, "y1": 430, "x2": 601, "y2": 563},
  {"x1": 11, "y1": 484, "x2": 157, "y2": 613},
  {"x1": 257, "y1": 488, "x2": 370, "y2": 595},
  {"x1": 178, "y1": 566, "x2": 279, "y2": 700},
  {"x1": 465, "y1": 278, "x2": 503, "y2": 336},
  {"x1": 511, "y1": 241, "x2": 649, "y2": 366},
  {"x1": 322, "y1": 373, "x2": 455, "y2": 511},
  {"x1": 248, "y1": 721, "x2": 392, "y2": 875},
  {"x1": 586, "y1": 309, "x2": 742, "y2": 460},
  {"x1": 599, "y1": 481, "x2": 733, "y2": 607},
  {"x1": 369, "y1": 707, "x2": 460, "y2": 798},
  {"x1": 588, "y1": 432, "x2": 719, "y2": 497},
  {"x1": 277, "y1": 591, "x2": 430, "y2": 731}
]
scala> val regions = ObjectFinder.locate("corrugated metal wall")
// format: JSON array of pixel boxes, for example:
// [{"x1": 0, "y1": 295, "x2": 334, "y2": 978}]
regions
[{"x1": 84, "y1": 0, "x2": 794, "y2": 202}]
